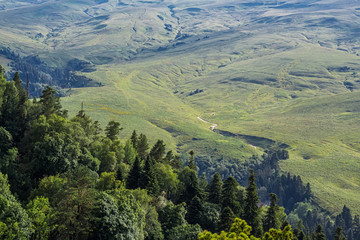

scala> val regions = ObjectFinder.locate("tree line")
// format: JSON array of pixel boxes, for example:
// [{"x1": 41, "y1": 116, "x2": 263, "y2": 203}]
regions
[{"x1": 0, "y1": 66, "x2": 359, "y2": 240}]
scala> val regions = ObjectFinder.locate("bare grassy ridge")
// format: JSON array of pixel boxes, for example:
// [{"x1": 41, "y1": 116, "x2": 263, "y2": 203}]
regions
[{"x1": 1, "y1": 0, "x2": 360, "y2": 214}]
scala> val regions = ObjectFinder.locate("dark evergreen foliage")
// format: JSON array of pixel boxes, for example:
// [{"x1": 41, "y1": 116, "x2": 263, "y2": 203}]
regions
[
  {"x1": 244, "y1": 170, "x2": 262, "y2": 237},
  {"x1": 39, "y1": 86, "x2": 66, "y2": 117},
  {"x1": 179, "y1": 167, "x2": 202, "y2": 204},
  {"x1": 341, "y1": 205, "x2": 353, "y2": 230},
  {"x1": 137, "y1": 133, "x2": 149, "y2": 159},
  {"x1": 105, "y1": 120, "x2": 123, "y2": 141},
  {"x1": 141, "y1": 156, "x2": 159, "y2": 195},
  {"x1": 130, "y1": 130, "x2": 138, "y2": 148},
  {"x1": 334, "y1": 227, "x2": 346, "y2": 240},
  {"x1": 150, "y1": 140, "x2": 166, "y2": 162},
  {"x1": 188, "y1": 150, "x2": 197, "y2": 170},
  {"x1": 311, "y1": 225, "x2": 326, "y2": 240},
  {"x1": 127, "y1": 156, "x2": 142, "y2": 189},
  {"x1": 186, "y1": 196, "x2": 204, "y2": 225},
  {"x1": 207, "y1": 172, "x2": 222, "y2": 204},
  {"x1": 221, "y1": 176, "x2": 240, "y2": 215},
  {"x1": 263, "y1": 193, "x2": 280, "y2": 231},
  {"x1": 218, "y1": 206, "x2": 235, "y2": 232}
]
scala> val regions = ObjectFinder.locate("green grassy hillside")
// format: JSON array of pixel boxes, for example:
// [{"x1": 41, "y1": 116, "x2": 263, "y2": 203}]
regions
[{"x1": 1, "y1": 0, "x2": 360, "y2": 215}]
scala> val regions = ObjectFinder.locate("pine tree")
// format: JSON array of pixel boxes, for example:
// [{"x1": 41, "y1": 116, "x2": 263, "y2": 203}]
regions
[
  {"x1": 137, "y1": 133, "x2": 149, "y2": 159},
  {"x1": 207, "y1": 172, "x2": 223, "y2": 204},
  {"x1": 305, "y1": 183, "x2": 312, "y2": 200},
  {"x1": 218, "y1": 207, "x2": 235, "y2": 232},
  {"x1": 335, "y1": 215, "x2": 346, "y2": 231},
  {"x1": 170, "y1": 155, "x2": 182, "y2": 169},
  {"x1": 105, "y1": 121, "x2": 123, "y2": 141},
  {"x1": 221, "y1": 176, "x2": 240, "y2": 215},
  {"x1": 39, "y1": 86, "x2": 64, "y2": 117},
  {"x1": 263, "y1": 193, "x2": 280, "y2": 231},
  {"x1": 141, "y1": 156, "x2": 159, "y2": 195},
  {"x1": 163, "y1": 150, "x2": 174, "y2": 163},
  {"x1": 186, "y1": 196, "x2": 203, "y2": 225},
  {"x1": 130, "y1": 130, "x2": 138, "y2": 149},
  {"x1": 311, "y1": 225, "x2": 326, "y2": 240},
  {"x1": 12, "y1": 72, "x2": 22, "y2": 87},
  {"x1": 126, "y1": 157, "x2": 142, "y2": 189},
  {"x1": 188, "y1": 150, "x2": 197, "y2": 170},
  {"x1": 298, "y1": 230, "x2": 306, "y2": 240},
  {"x1": 179, "y1": 167, "x2": 201, "y2": 204},
  {"x1": 12, "y1": 72, "x2": 27, "y2": 104},
  {"x1": 243, "y1": 170, "x2": 262, "y2": 237},
  {"x1": 341, "y1": 205, "x2": 352, "y2": 230},
  {"x1": 353, "y1": 215, "x2": 360, "y2": 240},
  {"x1": 334, "y1": 227, "x2": 346, "y2": 240},
  {"x1": 293, "y1": 220, "x2": 305, "y2": 240},
  {"x1": 150, "y1": 140, "x2": 166, "y2": 162}
]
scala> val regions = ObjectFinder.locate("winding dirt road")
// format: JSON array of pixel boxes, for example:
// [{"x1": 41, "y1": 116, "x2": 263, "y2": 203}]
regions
[
  {"x1": 197, "y1": 116, "x2": 257, "y2": 149},
  {"x1": 197, "y1": 116, "x2": 218, "y2": 131}
]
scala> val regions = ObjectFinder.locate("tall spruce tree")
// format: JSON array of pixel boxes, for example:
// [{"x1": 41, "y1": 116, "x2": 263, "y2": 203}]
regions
[
  {"x1": 311, "y1": 225, "x2": 326, "y2": 240},
  {"x1": 163, "y1": 150, "x2": 174, "y2": 163},
  {"x1": 130, "y1": 130, "x2": 138, "y2": 149},
  {"x1": 207, "y1": 172, "x2": 223, "y2": 204},
  {"x1": 126, "y1": 157, "x2": 142, "y2": 189},
  {"x1": 335, "y1": 215, "x2": 346, "y2": 231},
  {"x1": 105, "y1": 121, "x2": 122, "y2": 141},
  {"x1": 179, "y1": 167, "x2": 201, "y2": 204},
  {"x1": 293, "y1": 220, "x2": 306, "y2": 240},
  {"x1": 353, "y1": 215, "x2": 360, "y2": 240},
  {"x1": 141, "y1": 156, "x2": 159, "y2": 195},
  {"x1": 186, "y1": 196, "x2": 203, "y2": 225},
  {"x1": 188, "y1": 150, "x2": 197, "y2": 170},
  {"x1": 334, "y1": 227, "x2": 346, "y2": 240},
  {"x1": 340, "y1": 205, "x2": 352, "y2": 230},
  {"x1": 12, "y1": 72, "x2": 27, "y2": 104},
  {"x1": 243, "y1": 170, "x2": 262, "y2": 237},
  {"x1": 221, "y1": 176, "x2": 240, "y2": 215},
  {"x1": 39, "y1": 86, "x2": 65, "y2": 117},
  {"x1": 218, "y1": 206, "x2": 235, "y2": 232},
  {"x1": 263, "y1": 193, "x2": 280, "y2": 231},
  {"x1": 137, "y1": 133, "x2": 149, "y2": 159},
  {"x1": 150, "y1": 140, "x2": 166, "y2": 162}
]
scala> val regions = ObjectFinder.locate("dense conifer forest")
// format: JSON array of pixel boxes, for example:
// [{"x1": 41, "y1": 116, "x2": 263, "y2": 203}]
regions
[{"x1": 0, "y1": 66, "x2": 359, "y2": 239}]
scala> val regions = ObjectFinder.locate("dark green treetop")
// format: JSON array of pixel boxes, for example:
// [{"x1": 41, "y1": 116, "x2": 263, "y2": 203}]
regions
[
  {"x1": 244, "y1": 170, "x2": 262, "y2": 237},
  {"x1": 105, "y1": 120, "x2": 123, "y2": 141}
]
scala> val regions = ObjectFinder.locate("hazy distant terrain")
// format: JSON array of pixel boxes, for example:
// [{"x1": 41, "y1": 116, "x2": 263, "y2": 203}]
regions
[{"x1": 1, "y1": 0, "x2": 360, "y2": 214}]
